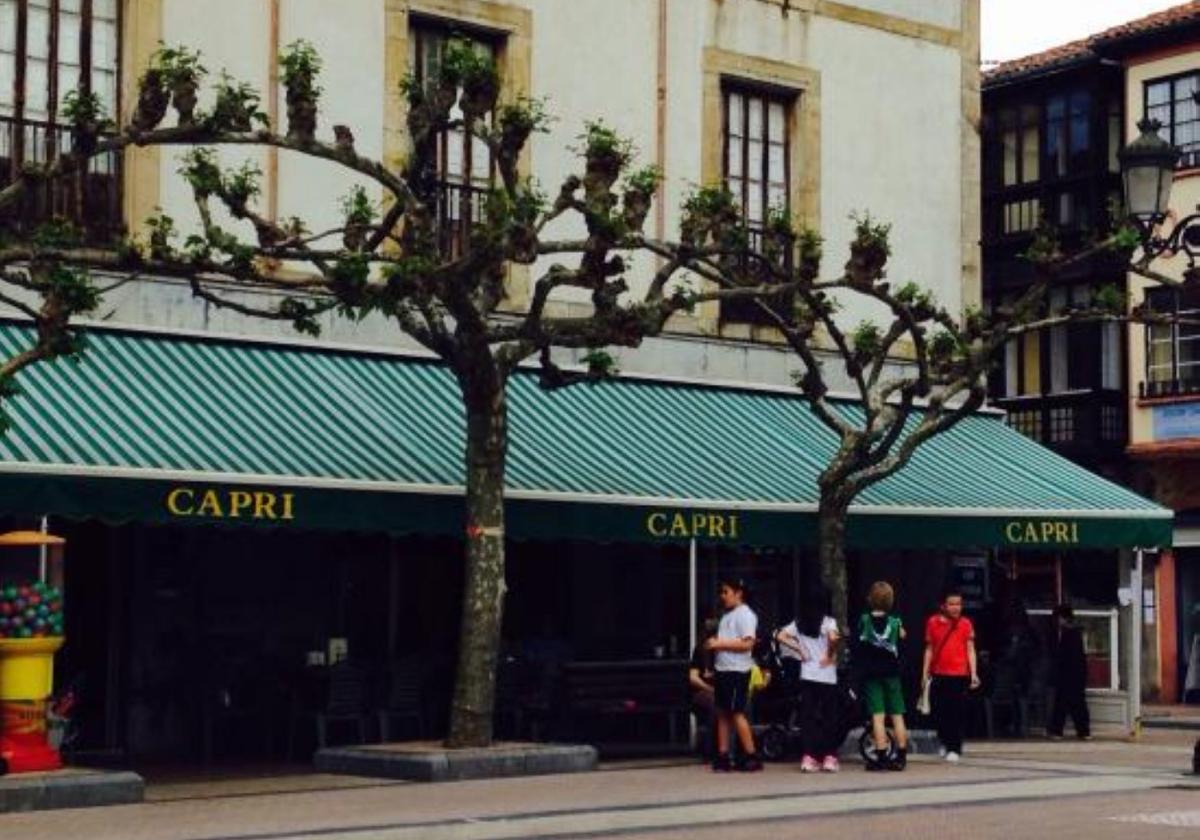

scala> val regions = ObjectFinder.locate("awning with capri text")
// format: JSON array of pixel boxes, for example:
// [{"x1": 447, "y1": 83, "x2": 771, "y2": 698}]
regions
[{"x1": 0, "y1": 323, "x2": 1171, "y2": 550}]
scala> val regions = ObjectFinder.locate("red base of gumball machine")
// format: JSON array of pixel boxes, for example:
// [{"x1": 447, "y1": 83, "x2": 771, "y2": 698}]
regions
[
  {"x1": 0, "y1": 732, "x2": 62, "y2": 772},
  {"x1": 0, "y1": 701, "x2": 61, "y2": 773}
]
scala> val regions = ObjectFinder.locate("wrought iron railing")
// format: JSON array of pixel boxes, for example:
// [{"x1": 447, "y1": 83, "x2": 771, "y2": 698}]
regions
[
  {"x1": 1140, "y1": 374, "x2": 1200, "y2": 400},
  {"x1": 719, "y1": 226, "x2": 795, "y2": 327},
  {"x1": 0, "y1": 115, "x2": 123, "y2": 244},
  {"x1": 432, "y1": 179, "x2": 490, "y2": 261},
  {"x1": 996, "y1": 389, "x2": 1126, "y2": 450}
]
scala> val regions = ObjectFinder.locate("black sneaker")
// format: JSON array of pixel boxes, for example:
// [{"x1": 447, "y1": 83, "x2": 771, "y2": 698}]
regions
[
  {"x1": 712, "y1": 753, "x2": 733, "y2": 772},
  {"x1": 736, "y1": 755, "x2": 764, "y2": 772},
  {"x1": 887, "y1": 748, "x2": 907, "y2": 771}
]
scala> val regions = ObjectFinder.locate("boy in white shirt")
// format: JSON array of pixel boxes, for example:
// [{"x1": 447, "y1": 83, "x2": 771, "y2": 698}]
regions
[{"x1": 705, "y1": 578, "x2": 762, "y2": 772}]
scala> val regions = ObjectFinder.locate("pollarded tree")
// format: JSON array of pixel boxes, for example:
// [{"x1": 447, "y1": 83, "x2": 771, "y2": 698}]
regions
[
  {"x1": 0, "y1": 222, "x2": 106, "y2": 428},
  {"x1": 0, "y1": 41, "x2": 794, "y2": 748},
  {"x1": 689, "y1": 209, "x2": 1166, "y2": 625}
]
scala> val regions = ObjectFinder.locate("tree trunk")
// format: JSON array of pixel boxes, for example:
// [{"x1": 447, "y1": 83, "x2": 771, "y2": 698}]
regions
[
  {"x1": 817, "y1": 493, "x2": 851, "y2": 630},
  {"x1": 446, "y1": 375, "x2": 509, "y2": 749}
]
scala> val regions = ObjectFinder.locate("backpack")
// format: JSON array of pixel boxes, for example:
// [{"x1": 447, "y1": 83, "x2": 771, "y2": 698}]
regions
[{"x1": 853, "y1": 613, "x2": 902, "y2": 679}]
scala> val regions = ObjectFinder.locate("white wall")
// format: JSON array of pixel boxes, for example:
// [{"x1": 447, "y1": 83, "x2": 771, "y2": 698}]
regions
[
  {"x1": 809, "y1": 15, "x2": 964, "y2": 323},
  {"x1": 112, "y1": 0, "x2": 971, "y2": 386},
  {"x1": 159, "y1": 0, "x2": 270, "y2": 237},
  {"x1": 277, "y1": 0, "x2": 386, "y2": 235},
  {"x1": 853, "y1": 0, "x2": 961, "y2": 30}
]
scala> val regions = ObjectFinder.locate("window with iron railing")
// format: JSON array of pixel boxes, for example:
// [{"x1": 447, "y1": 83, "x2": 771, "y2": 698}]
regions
[
  {"x1": 0, "y1": 0, "x2": 122, "y2": 241},
  {"x1": 409, "y1": 19, "x2": 497, "y2": 260},
  {"x1": 720, "y1": 81, "x2": 795, "y2": 326},
  {"x1": 1144, "y1": 285, "x2": 1200, "y2": 398}
]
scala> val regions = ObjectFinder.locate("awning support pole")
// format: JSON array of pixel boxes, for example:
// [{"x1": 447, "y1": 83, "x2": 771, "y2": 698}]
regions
[
  {"x1": 387, "y1": 539, "x2": 401, "y2": 660},
  {"x1": 688, "y1": 537, "x2": 697, "y2": 748},
  {"x1": 38, "y1": 515, "x2": 48, "y2": 582},
  {"x1": 1132, "y1": 547, "x2": 1144, "y2": 737}
]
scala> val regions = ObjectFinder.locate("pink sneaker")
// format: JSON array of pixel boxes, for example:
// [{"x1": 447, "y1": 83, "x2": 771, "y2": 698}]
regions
[
  {"x1": 821, "y1": 755, "x2": 840, "y2": 773},
  {"x1": 800, "y1": 755, "x2": 820, "y2": 773}
]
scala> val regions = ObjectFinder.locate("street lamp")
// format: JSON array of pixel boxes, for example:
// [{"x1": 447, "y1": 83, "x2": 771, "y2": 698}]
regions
[
  {"x1": 1119, "y1": 118, "x2": 1179, "y2": 229},
  {"x1": 1117, "y1": 117, "x2": 1200, "y2": 267}
]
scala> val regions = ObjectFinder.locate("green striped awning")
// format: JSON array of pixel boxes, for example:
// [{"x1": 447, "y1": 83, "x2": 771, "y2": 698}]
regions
[{"x1": 0, "y1": 324, "x2": 1171, "y2": 549}]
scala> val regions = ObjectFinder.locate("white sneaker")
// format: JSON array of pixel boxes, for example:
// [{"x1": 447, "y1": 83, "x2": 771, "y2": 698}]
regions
[
  {"x1": 945, "y1": 751, "x2": 961, "y2": 763},
  {"x1": 937, "y1": 746, "x2": 947, "y2": 758}
]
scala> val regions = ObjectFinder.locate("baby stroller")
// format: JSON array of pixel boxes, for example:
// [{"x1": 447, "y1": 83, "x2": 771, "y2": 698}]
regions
[{"x1": 754, "y1": 633, "x2": 857, "y2": 761}]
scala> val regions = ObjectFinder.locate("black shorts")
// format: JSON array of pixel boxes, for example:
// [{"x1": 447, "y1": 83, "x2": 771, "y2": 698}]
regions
[{"x1": 714, "y1": 671, "x2": 751, "y2": 714}]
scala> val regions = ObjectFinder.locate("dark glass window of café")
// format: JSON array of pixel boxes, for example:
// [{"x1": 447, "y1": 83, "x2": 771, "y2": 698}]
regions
[{"x1": 0, "y1": 0, "x2": 122, "y2": 241}]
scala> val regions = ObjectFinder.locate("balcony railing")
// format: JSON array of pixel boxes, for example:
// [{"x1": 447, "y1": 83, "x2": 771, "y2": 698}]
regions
[
  {"x1": 0, "y1": 115, "x2": 123, "y2": 244},
  {"x1": 982, "y1": 173, "x2": 1119, "y2": 247},
  {"x1": 996, "y1": 389, "x2": 1126, "y2": 451},
  {"x1": 432, "y1": 179, "x2": 490, "y2": 261},
  {"x1": 719, "y1": 226, "x2": 795, "y2": 327},
  {"x1": 1140, "y1": 375, "x2": 1200, "y2": 400}
]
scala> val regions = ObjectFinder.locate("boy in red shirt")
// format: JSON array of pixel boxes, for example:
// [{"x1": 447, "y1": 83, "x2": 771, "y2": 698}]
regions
[{"x1": 921, "y1": 589, "x2": 980, "y2": 762}]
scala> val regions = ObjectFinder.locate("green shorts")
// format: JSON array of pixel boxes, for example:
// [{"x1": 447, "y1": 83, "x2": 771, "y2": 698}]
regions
[{"x1": 863, "y1": 677, "x2": 906, "y2": 716}]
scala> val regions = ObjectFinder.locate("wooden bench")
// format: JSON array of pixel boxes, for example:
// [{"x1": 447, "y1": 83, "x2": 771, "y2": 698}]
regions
[{"x1": 562, "y1": 659, "x2": 689, "y2": 749}]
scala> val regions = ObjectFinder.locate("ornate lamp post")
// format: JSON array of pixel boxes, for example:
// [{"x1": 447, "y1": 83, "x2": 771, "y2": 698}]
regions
[{"x1": 1117, "y1": 118, "x2": 1200, "y2": 266}]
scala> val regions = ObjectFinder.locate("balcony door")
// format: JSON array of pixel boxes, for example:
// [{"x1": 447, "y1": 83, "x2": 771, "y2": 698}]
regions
[{"x1": 0, "y1": 0, "x2": 121, "y2": 240}]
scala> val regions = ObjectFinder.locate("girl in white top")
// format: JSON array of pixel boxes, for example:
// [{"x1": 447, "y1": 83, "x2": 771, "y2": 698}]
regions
[
  {"x1": 777, "y1": 614, "x2": 839, "y2": 685},
  {"x1": 775, "y1": 588, "x2": 842, "y2": 772}
]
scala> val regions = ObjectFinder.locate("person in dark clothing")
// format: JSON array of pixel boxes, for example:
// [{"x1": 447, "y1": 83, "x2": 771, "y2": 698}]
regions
[
  {"x1": 992, "y1": 598, "x2": 1038, "y2": 736},
  {"x1": 689, "y1": 618, "x2": 719, "y2": 745},
  {"x1": 1048, "y1": 604, "x2": 1091, "y2": 740}
]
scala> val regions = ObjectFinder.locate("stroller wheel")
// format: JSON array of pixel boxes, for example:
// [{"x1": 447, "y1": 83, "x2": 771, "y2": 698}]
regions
[
  {"x1": 859, "y1": 727, "x2": 896, "y2": 762},
  {"x1": 759, "y1": 725, "x2": 789, "y2": 761}
]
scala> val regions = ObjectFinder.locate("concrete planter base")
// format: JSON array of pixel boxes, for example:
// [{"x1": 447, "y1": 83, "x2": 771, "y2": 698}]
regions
[
  {"x1": 0, "y1": 768, "x2": 144, "y2": 812},
  {"x1": 314, "y1": 741, "x2": 598, "y2": 783}
]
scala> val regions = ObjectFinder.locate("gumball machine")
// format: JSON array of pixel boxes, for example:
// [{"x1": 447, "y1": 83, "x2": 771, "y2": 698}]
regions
[{"x1": 0, "y1": 531, "x2": 66, "y2": 773}]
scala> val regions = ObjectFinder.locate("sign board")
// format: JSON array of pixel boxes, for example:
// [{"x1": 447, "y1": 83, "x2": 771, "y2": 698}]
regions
[
  {"x1": 950, "y1": 554, "x2": 989, "y2": 613},
  {"x1": 1153, "y1": 403, "x2": 1200, "y2": 441}
]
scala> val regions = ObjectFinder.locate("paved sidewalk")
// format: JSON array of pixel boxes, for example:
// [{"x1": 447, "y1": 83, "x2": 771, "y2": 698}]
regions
[{"x1": 2, "y1": 734, "x2": 1197, "y2": 840}]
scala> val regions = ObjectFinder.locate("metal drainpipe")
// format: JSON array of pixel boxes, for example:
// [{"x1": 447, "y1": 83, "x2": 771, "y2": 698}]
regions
[
  {"x1": 688, "y1": 537, "x2": 697, "y2": 747},
  {"x1": 655, "y1": 0, "x2": 668, "y2": 244},
  {"x1": 1132, "y1": 547, "x2": 1144, "y2": 737},
  {"x1": 267, "y1": 0, "x2": 281, "y2": 223}
]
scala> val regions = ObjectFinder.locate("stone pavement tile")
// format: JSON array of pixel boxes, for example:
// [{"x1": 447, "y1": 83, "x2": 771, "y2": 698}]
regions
[
  {"x1": 0, "y1": 757, "x2": 1055, "y2": 840},
  {"x1": 143, "y1": 772, "x2": 405, "y2": 803},
  {"x1": 624, "y1": 786, "x2": 1200, "y2": 840},
  {"x1": 968, "y1": 731, "x2": 1196, "y2": 773}
]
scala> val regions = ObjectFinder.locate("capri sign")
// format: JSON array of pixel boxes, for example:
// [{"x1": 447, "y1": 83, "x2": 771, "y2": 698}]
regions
[
  {"x1": 165, "y1": 487, "x2": 296, "y2": 521},
  {"x1": 1003, "y1": 519, "x2": 1079, "y2": 546},
  {"x1": 645, "y1": 510, "x2": 741, "y2": 540}
]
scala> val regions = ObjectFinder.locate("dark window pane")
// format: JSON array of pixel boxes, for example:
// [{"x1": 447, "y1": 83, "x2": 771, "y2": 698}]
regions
[
  {"x1": 721, "y1": 82, "x2": 796, "y2": 324},
  {"x1": 1046, "y1": 96, "x2": 1066, "y2": 177},
  {"x1": 1069, "y1": 91, "x2": 1090, "y2": 164}
]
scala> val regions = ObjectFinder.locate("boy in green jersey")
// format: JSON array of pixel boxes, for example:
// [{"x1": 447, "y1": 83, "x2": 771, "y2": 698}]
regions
[{"x1": 856, "y1": 581, "x2": 910, "y2": 770}]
